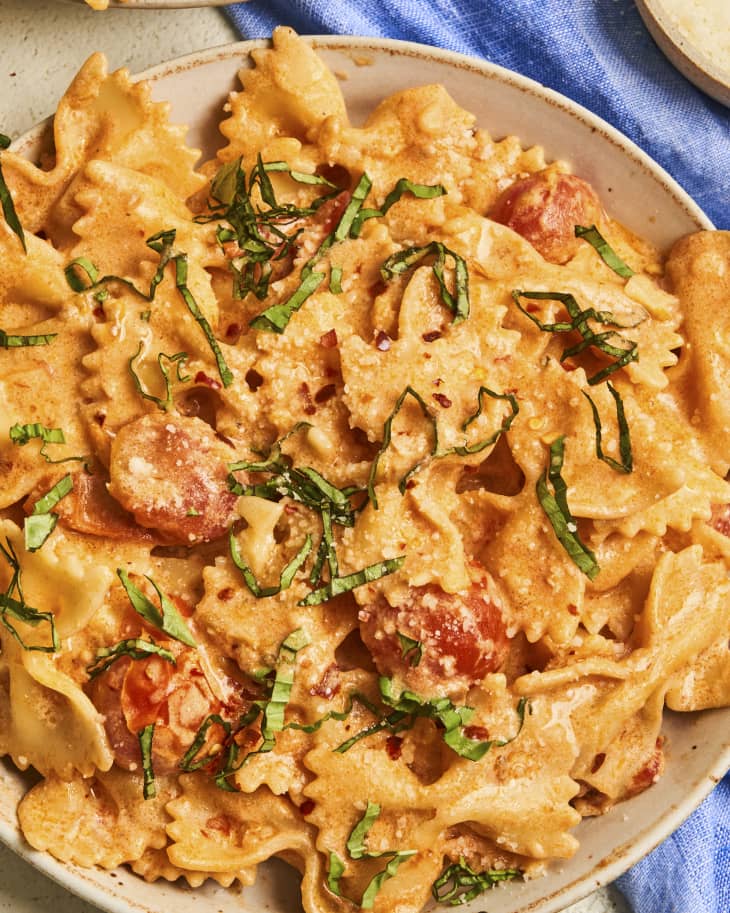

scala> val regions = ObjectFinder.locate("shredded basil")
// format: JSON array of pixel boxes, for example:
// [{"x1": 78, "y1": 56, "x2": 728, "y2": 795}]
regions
[
  {"x1": 138, "y1": 724, "x2": 157, "y2": 799},
  {"x1": 0, "y1": 328, "x2": 56, "y2": 348},
  {"x1": 512, "y1": 289, "x2": 638, "y2": 385},
  {"x1": 326, "y1": 803, "x2": 416, "y2": 908},
  {"x1": 381, "y1": 241, "x2": 469, "y2": 324},
  {"x1": 116, "y1": 568, "x2": 197, "y2": 647},
  {"x1": 86, "y1": 638, "x2": 176, "y2": 679},
  {"x1": 575, "y1": 225, "x2": 634, "y2": 279},
  {"x1": 0, "y1": 538, "x2": 58, "y2": 652},
  {"x1": 0, "y1": 133, "x2": 25, "y2": 252},
  {"x1": 397, "y1": 632, "x2": 423, "y2": 667},
  {"x1": 249, "y1": 269, "x2": 325, "y2": 333},
  {"x1": 64, "y1": 257, "x2": 100, "y2": 292},
  {"x1": 582, "y1": 381, "x2": 633, "y2": 473},
  {"x1": 25, "y1": 474, "x2": 73, "y2": 552},
  {"x1": 229, "y1": 527, "x2": 313, "y2": 597},
  {"x1": 457, "y1": 386, "x2": 519, "y2": 454},
  {"x1": 351, "y1": 178, "x2": 446, "y2": 237},
  {"x1": 128, "y1": 342, "x2": 190, "y2": 412},
  {"x1": 178, "y1": 713, "x2": 232, "y2": 772},
  {"x1": 298, "y1": 556, "x2": 405, "y2": 607},
  {"x1": 9, "y1": 422, "x2": 85, "y2": 465},
  {"x1": 329, "y1": 266, "x2": 343, "y2": 294},
  {"x1": 432, "y1": 856, "x2": 521, "y2": 905},
  {"x1": 536, "y1": 436, "x2": 600, "y2": 579}
]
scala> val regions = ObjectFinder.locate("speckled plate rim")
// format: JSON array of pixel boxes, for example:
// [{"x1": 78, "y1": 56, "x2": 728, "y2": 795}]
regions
[{"x1": 4, "y1": 33, "x2": 728, "y2": 913}]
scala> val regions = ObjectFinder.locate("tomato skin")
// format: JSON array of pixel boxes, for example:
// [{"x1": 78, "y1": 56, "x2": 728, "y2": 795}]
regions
[
  {"x1": 108, "y1": 413, "x2": 237, "y2": 545},
  {"x1": 490, "y1": 171, "x2": 604, "y2": 264},
  {"x1": 358, "y1": 567, "x2": 509, "y2": 698}
]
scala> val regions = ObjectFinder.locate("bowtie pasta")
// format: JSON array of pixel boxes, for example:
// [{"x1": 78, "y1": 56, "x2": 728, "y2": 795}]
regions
[{"x1": 1, "y1": 25, "x2": 729, "y2": 913}]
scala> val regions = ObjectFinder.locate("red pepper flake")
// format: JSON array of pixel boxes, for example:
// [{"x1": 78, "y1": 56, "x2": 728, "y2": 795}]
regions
[
  {"x1": 299, "y1": 799, "x2": 316, "y2": 816},
  {"x1": 463, "y1": 725, "x2": 490, "y2": 741},
  {"x1": 195, "y1": 371, "x2": 222, "y2": 390},
  {"x1": 591, "y1": 752, "x2": 606, "y2": 773},
  {"x1": 404, "y1": 480, "x2": 417, "y2": 491},
  {"x1": 315, "y1": 384, "x2": 337, "y2": 404},
  {"x1": 567, "y1": 603, "x2": 578, "y2": 616},
  {"x1": 375, "y1": 330, "x2": 392, "y2": 351},
  {"x1": 218, "y1": 587, "x2": 235, "y2": 602},
  {"x1": 319, "y1": 329, "x2": 338, "y2": 349},
  {"x1": 422, "y1": 331, "x2": 442, "y2": 343},
  {"x1": 245, "y1": 368, "x2": 264, "y2": 392},
  {"x1": 284, "y1": 504, "x2": 299, "y2": 515},
  {"x1": 299, "y1": 382, "x2": 316, "y2": 416},
  {"x1": 432, "y1": 393, "x2": 452, "y2": 409},
  {"x1": 205, "y1": 815, "x2": 233, "y2": 836},
  {"x1": 385, "y1": 736, "x2": 403, "y2": 760},
  {"x1": 93, "y1": 412, "x2": 106, "y2": 427},
  {"x1": 93, "y1": 305, "x2": 105, "y2": 321},
  {"x1": 561, "y1": 361, "x2": 578, "y2": 373},
  {"x1": 225, "y1": 322, "x2": 242, "y2": 339},
  {"x1": 310, "y1": 664, "x2": 341, "y2": 699}
]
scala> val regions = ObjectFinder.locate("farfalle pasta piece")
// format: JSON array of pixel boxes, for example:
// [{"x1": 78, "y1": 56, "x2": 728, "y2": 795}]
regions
[{"x1": 18, "y1": 769, "x2": 174, "y2": 867}]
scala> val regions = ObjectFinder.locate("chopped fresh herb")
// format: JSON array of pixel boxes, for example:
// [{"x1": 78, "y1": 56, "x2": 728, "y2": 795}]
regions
[
  {"x1": 140, "y1": 309, "x2": 152, "y2": 322},
  {"x1": 86, "y1": 638, "x2": 176, "y2": 679},
  {"x1": 512, "y1": 289, "x2": 638, "y2": 385},
  {"x1": 0, "y1": 328, "x2": 56, "y2": 348},
  {"x1": 327, "y1": 852, "x2": 347, "y2": 897},
  {"x1": 0, "y1": 133, "x2": 26, "y2": 252},
  {"x1": 116, "y1": 568, "x2": 197, "y2": 647},
  {"x1": 351, "y1": 178, "x2": 446, "y2": 237},
  {"x1": 381, "y1": 241, "x2": 469, "y2": 324},
  {"x1": 25, "y1": 474, "x2": 74, "y2": 552},
  {"x1": 9, "y1": 422, "x2": 85, "y2": 465},
  {"x1": 64, "y1": 257, "x2": 100, "y2": 292},
  {"x1": 367, "y1": 386, "x2": 439, "y2": 509},
  {"x1": 0, "y1": 538, "x2": 58, "y2": 652},
  {"x1": 229, "y1": 528, "x2": 313, "y2": 598},
  {"x1": 128, "y1": 342, "x2": 190, "y2": 412},
  {"x1": 456, "y1": 386, "x2": 519, "y2": 454},
  {"x1": 536, "y1": 436, "x2": 600, "y2": 579},
  {"x1": 360, "y1": 852, "x2": 416, "y2": 910},
  {"x1": 397, "y1": 632, "x2": 423, "y2": 667},
  {"x1": 249, "y1": 269, "x2": 325, "y2": 333},
  {"x1": 575, "y1": 225, "x2": 634, "y2": 279},
  {"x1": 432, "y1": 856, "x2": 521, "y2": 905},
  {"x1": 347, "y1": 800, "x2": 383, "y2": 859},
  {"x1": 178, "y1": 713, "x2": 232, "y2": 772},
  {"x1": 299, "y1": 555, "x2": 405, "y2": 607},
  {"x1": 138, "y1": 724, "x2": 156, "y2": 799},
  {"x1": 333, "y1": 173, "x2": 372, "y2": 242},
  {"x1": 583, "y1": 381, "x2": 633, "y2": 473},
  {"x1": 329, "y1": 266, "x2": 343, "y2": 294}
]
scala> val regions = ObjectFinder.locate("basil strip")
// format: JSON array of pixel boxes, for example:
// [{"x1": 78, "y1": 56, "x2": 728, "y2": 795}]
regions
[
  {"x1": 229, "y1": 528, "x2": 312, "y2": 597},
  {"x1": 381, "y1": 241, "x2": 469, "y2": 323},
  {"x1": 360, "y1": 852, "x2": 416, "y2": 910},
  {"x1": 0, "y1": 328, "x2": 56, "y2": 348},
  {"x1": 116, "y1": 569, "x2": 196, "y2": 647},
  {"x1": 512, "y1": 289, "x2": 638, "y2": 385},
  {"x1": 432, "y1": 856, "x2": 521, "y2": 905},
  {"x1": 0, "y1": 133, "x2": 25, "y2": 252},
  {"x1": 87, "y1": 638, "x2": 176, "y2": 679},
  {"x1": 128, "y1": 342, "x2": 190, "y2": 412},
  {"x1": 329, "y1": 266, "x2": 343, "y2": 294},
  {"x1": 582, "y1": 381, "x2": 633, "y2": 473},
  {"x1": 178, "y1": 713, "x2": 232, "y2": 772},
  {"x1": 249, "y1": 269, "x2": 325, "y2": 333},
  {"x1": 9, "y1": 422, "x2": 85, "y2": 465},
  {"x1": 1, "y1": 537, "x2": 58, "y2": 653},
  {"x1": 139, "y1": 724, "x2": 156, "y2": 799},
  {"x1": 536, "y1": 436, "x2": 600, "y2": 579},
  {"x1": 327, "y1": 852, "x2": 346, "y2": 898},
  {"x1": 575, "y1": 225, "x2": 634, "y2": 279},
  {"x1": 397, "y1": 632, "x2": 423, "y2": 667},
  {"x1": 451, "y1": 386, "x2": 519, "y2": 456},
  {"x1": 25, "y1": 474, "x2": 73, "y2": 552},
  {"x1": 333, "y1": 173, "x2": 372, "y2": 242},
  {"x1": 65, "y1": 257, "x2": 100, "y2": 291},
  {"x1": 351, "y1": 178, "x2": 446, "y2": 237},
  {"x1": 347, "y1": 800, "x2": 383, "y2": 859},
  {"x1": 367, "y1": 386, "x2": 439, "y2": 509},
  {"x1": 171, "y1": 253, "x2": 233, "y2": 387},
  {"x1": 298, "y1": 556, "x2": 405, "y2": 607}
]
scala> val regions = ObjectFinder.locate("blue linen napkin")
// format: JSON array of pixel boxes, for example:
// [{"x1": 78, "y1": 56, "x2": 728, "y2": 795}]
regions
[{"x1": 223, "y1": 3, "x2": 730, "y2": 911}]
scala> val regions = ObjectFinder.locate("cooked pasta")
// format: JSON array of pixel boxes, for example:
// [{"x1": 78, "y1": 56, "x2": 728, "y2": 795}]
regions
[{"x1": 0, "y1": 26, "x2": 729, "y2": 913}]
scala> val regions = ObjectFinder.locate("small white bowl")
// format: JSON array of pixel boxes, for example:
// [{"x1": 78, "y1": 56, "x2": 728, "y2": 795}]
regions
[{"x1": 636, "y1": 0, "x2": 730, "y2": 107}]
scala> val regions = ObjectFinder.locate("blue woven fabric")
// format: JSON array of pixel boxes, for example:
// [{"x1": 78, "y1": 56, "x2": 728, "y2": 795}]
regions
[{"x1": 223, "y1": 3, "x2": 730, "y2": 911}]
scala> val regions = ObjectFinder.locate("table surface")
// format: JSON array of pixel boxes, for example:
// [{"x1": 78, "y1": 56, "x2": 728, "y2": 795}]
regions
[{"x1": 0, "y1": 2, "x2": 630, "y2": 913}]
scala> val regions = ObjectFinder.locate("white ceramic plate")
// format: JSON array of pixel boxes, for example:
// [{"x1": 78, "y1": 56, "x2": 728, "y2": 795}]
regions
[
  {"x1": 635, "y1": 0, "x2": 730, "y2": 107},
  {"x1": 6, "y1": 35, "x2": 729, "y2": 913}
]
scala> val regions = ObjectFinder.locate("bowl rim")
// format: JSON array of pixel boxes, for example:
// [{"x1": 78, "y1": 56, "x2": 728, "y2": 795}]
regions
[{"x1": 4, "y1": 31, "x2": 727, "y2": 913}]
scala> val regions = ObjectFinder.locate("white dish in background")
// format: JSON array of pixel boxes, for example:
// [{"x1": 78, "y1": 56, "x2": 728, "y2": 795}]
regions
[
  {"x1": 635, "y1": 0, "x2": 730, "y2": 106},
  {"x1": 5, "y1": 34, "x2": 727, "y2": 913}
]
